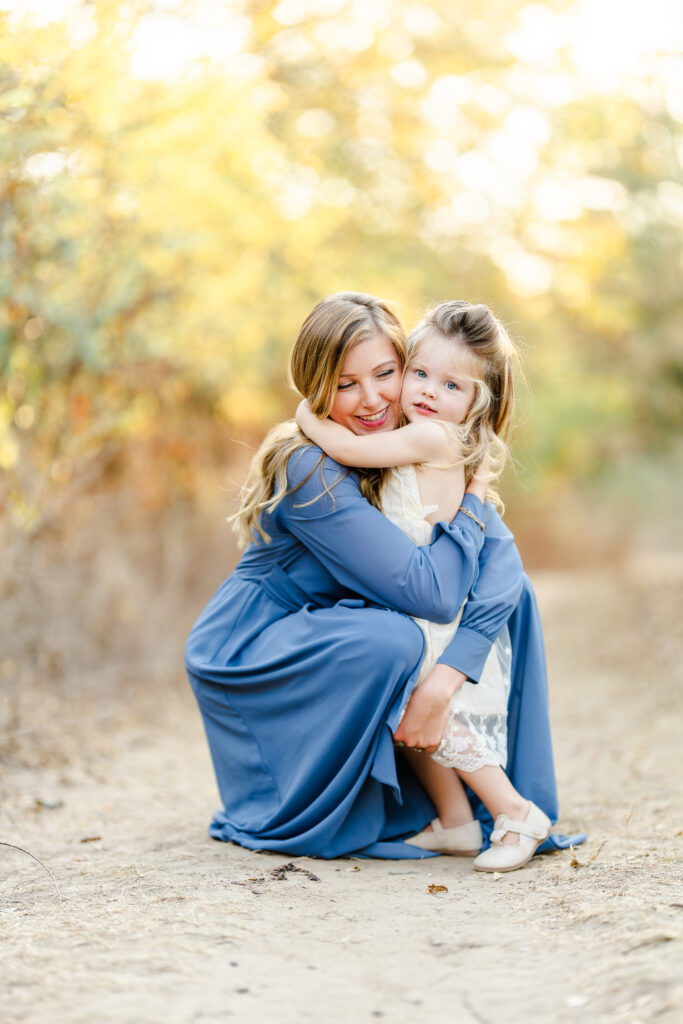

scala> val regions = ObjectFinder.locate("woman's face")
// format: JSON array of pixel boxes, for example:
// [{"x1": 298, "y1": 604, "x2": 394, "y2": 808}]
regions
[{"x1": 329, "y1": 334, "x2": 402, "y2": 434}]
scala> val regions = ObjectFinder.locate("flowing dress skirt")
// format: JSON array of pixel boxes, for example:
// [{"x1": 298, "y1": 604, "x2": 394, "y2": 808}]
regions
[{"x1": 186, "y1": 571, "x2": 436, "y2": 858}]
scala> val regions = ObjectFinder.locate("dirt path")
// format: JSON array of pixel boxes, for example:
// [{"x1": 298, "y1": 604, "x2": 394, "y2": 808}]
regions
[{"x1": 2, "y1": 564, "x2": 682, "y2": 1023}]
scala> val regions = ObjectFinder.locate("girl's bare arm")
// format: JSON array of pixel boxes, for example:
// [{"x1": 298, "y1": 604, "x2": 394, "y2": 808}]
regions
[{"x1": 295, "y1": 400, "x2": 450, "y2": 468}]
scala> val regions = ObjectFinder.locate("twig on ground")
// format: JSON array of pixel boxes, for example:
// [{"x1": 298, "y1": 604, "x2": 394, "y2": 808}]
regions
[
  {"x1": 0, "y1": 841, "x2": 63, "y2": 903},
  {"x1": 570, "y1": 838, "x2": 608, "y2": 868},
  {"x1": 461, "y1": 990, "x2": 492, "y2": 1024}
]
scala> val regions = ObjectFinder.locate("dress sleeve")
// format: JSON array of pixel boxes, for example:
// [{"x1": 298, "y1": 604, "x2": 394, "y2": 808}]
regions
[
  {"x1": 437, "y1": 505, "x2": 524, "y2": 681},
  {"x1": 279, "y1": 446, "x2": 485, "y2": 624}
]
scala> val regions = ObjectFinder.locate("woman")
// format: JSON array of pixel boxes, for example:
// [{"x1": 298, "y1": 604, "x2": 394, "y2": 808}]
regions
[{"x1": 185, "y1": 292, "x2": 577, "y2": 858}]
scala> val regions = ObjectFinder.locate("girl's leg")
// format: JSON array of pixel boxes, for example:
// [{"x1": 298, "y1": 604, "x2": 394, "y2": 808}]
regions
[
  {"x1": 459, "y1": 760, "x2": 551, "y2": 871},
  {"x1": 434, "y1": 716, "x2": 546, "y2": 851},
  {"x1": 403, "y1": 748, "x2": 473, "y2": 829},
  {"x1": 455, "y1": 764, "x2": 528, "y2": 847}
]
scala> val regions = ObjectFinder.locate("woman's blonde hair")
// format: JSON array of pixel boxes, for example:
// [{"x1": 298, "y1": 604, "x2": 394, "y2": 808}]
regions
[
  {"x1": 407, "y1": 300, "x2": 519, "y2": 510},
  {"x1": 232, "y1": 292, "x2": 406, "y2": 546}
]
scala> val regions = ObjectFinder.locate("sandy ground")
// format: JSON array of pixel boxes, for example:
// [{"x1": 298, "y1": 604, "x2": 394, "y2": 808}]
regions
[{"x1": 1, "y1": 562, "x2": 682, "y2": 1024}]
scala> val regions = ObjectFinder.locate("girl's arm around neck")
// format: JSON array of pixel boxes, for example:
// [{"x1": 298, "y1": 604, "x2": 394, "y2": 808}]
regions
[{"x1": 296, "y1": 400, "x2": 452, "y2": 468}]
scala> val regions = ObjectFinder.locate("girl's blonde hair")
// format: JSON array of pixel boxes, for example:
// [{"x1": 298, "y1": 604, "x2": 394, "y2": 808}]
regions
[
  {"x1": 407, "y1": 300, "x2": 519, "y2": 510},
  {"x1": 232, "y1": 292, "x2": 406, "y2": 546}
]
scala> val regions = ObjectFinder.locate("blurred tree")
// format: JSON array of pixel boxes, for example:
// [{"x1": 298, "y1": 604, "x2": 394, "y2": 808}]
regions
[{"x1": 0, "y1": 0, "x2": 681, "y2": 537}]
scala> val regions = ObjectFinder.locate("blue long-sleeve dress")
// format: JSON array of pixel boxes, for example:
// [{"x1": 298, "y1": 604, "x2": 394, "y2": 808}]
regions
[{"x1": 185, "y1": 446, "x2": 580, "y2": 858}]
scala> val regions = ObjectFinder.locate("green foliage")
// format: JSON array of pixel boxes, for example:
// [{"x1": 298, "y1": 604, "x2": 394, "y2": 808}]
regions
[{"x1": 1, "y1": 0, "x2": 681, "y2": 532}]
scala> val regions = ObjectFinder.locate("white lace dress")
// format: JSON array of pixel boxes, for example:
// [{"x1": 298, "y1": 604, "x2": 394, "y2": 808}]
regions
[{"x1": 382, "y1": 465, "x2": 511, "y2": 772}]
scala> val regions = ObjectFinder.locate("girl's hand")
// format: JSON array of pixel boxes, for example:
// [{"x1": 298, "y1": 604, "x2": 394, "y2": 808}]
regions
[
  {"x1": 466, "y1": 450, "x2": 490, "y2": 503},
  {"x1": 393, "y1": 664, "x2": 467, "y2": 753}
]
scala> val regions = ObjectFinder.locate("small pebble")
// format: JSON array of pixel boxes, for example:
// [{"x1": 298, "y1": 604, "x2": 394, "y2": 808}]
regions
[{"x1": 565, "y1": 995, "x2": 587, "y2": 1008}]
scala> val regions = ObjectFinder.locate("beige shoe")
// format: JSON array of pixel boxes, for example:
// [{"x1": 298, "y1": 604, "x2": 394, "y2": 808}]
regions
[
  {"x1": 405, "y1": 818, "x2": 482, "y2": 856},
  {"x1": 473, "y1": 802, "x2": 551, "y2": 873}
]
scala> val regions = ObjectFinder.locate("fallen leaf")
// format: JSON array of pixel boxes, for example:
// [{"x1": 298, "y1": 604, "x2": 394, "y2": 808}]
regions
[{"x1": 427, "y1": 883, "x2": 448, "y2": 894}]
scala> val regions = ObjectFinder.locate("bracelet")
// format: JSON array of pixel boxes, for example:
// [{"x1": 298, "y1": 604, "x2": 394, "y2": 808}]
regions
[{"x1": 458, "y1": 505, "x2": 485, "y2": 532}]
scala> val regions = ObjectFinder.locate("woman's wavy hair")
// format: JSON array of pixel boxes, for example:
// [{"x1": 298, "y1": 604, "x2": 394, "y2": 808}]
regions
[
  {"x1": 232, "y1": 292, "x2": 406, "y2": 546},
  {"x1": 407, "y1": 301, "x2": 519, "y2": 511}
]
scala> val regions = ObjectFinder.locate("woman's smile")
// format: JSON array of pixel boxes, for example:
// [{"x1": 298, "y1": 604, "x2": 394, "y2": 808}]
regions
[{"x1": 355, "y1": 405, "x2": 391, "y2": 429}]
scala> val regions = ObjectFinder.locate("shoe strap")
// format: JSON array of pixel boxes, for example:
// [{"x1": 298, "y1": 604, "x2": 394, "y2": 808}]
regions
[
  {"x1": 490, "y1": 814, "x2": 547, "y2": 845},
  {"x1": 431, "y1": 818, "x2": 444, "y2": 834}
]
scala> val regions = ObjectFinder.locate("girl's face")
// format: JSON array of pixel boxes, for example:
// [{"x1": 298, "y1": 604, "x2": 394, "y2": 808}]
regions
[
  {"x1": 401, "y1": 333, "x2": 478, "y2": 426},
  {"x1": 329, "y1": 334, "x2": 402, "y2": 434}
]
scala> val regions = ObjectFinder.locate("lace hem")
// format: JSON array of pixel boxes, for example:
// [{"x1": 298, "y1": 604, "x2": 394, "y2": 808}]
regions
[{"x1": 431, "y1": 710, "x2": 508, "y2": 772}]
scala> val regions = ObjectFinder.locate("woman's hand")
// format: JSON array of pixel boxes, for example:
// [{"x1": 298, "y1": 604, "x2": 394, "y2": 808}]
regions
[
  {"x1": 466, "y1": 450, "x2": 490, "y2": 504},
  {"x1": 393, "y1": 664, "x2": 468, "y2": 753}
]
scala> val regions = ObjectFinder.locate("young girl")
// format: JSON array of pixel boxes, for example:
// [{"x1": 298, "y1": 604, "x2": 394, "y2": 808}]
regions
[{"x1": 296, "y1": 299, "x2": 551, "y2": 872}]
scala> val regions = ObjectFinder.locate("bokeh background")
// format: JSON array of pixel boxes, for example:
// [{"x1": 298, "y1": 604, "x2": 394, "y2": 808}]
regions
[{"x1": 1, "y1": 0, "x2": 682, "y2": 747}]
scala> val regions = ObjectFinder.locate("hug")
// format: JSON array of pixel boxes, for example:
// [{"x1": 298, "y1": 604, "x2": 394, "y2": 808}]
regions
[{"x1": 185, "y1": 292, "x2": 585, "y2": 867}]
